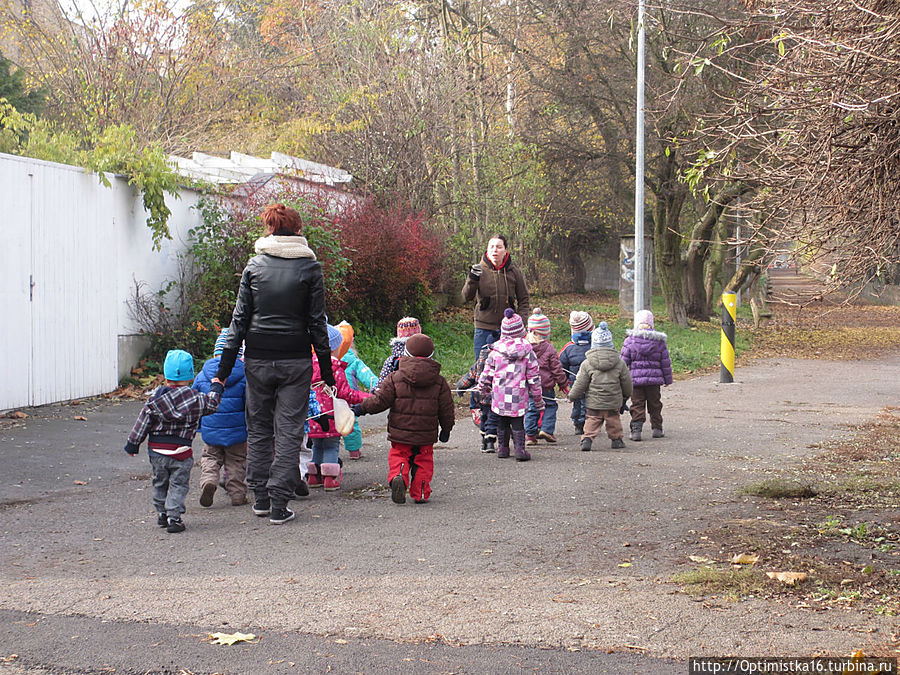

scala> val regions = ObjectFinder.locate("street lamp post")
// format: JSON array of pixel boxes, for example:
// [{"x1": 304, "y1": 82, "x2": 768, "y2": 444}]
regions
[{"x1": 633, "y1": 0, "x2": 646, "y2": 316}]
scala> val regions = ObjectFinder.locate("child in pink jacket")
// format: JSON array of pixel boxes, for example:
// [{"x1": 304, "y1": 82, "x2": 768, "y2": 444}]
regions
[
  {"x1": 478, "y1": 309, "x2": 544, "y2": 461},
  {"x1": 306, "y1": 325, "x2": 371, "y2": 490}
]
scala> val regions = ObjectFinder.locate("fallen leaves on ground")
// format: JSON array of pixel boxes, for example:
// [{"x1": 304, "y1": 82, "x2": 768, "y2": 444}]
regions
[
  {"x1": 731, "y1": 553, "x2": 760, "y2": 565},
  {"x1": 767, "y1": 571, "x2": 808, "y2": 585},
  {"x1": 207, "y1": 632, "x2": 259, "y2": 645}
]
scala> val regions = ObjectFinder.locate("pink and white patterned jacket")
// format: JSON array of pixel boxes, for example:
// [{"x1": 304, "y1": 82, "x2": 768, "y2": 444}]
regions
[{"x1": 478, "y1": 337, "x2": 544, "y2": 417}]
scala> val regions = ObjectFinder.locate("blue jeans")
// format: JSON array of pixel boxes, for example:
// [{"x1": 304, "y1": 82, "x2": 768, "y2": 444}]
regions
[
  {"x1": 472, "y1": 328, "x2": 500, "y2": 410},
  {"x1": 570, "y1": 397, "x2": 586, "y2": 429},
  {"x1": 311, "y1": 436, "x2": 341, "y2": 465},
  {"x1": 525, "y1": 388, "x2": 558, "y2": 436},
  {"x1": 149, "y1": 452, "x2": 193, "y2": 518}
]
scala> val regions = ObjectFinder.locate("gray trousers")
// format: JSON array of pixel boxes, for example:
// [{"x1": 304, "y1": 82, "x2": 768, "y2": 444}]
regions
[
  {"x1": 149, "y1": 452, "x2": 193, "y2": 518},
  {"x1": 244, "y1": 358, "x2": 312, "y2": 508}
]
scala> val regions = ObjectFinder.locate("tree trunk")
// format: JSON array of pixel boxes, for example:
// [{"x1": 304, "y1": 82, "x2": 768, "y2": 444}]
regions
[{"x1": 651, "y1": 150, "x2": 689, "y2": 326}]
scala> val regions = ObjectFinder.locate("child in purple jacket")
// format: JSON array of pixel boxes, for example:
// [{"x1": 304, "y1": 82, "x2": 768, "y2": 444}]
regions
[{"x1": 620, "y1": 310, "x2": 673, "y2": 441}]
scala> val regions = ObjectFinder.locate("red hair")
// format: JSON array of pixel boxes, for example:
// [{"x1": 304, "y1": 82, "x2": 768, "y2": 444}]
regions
[{"x1": 261, "y1": 203, "x2": 303, "y2": 236}]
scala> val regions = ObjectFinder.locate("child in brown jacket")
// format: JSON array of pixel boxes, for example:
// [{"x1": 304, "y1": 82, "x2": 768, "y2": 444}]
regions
[{"x1": 352, "y1": 334, "x2": 455, "y2": 504}]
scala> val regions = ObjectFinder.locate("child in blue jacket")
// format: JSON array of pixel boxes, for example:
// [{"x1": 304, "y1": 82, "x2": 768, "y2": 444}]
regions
[
  {"x1": 559, "y1": 311, "x2": 595, "y2": 435},
  {"x1": 193, "y1": 329, "x2": 248, "y2": 507}
]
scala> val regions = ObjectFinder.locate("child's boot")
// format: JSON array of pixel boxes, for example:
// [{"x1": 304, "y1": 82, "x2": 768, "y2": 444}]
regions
[
  {"x1": 525, "y1": 434, "x2": 538, "y2": 446},
  {"x1": 480, "y1": 432, "x2": 489, "y2": 453},
  {"x1": 321, "y1": 463, "x2": 342, "y2": 491},
  {"x1": 348, "y1": 449, "x2": 362, "y2": 460},
  {"x1": 512, "y1": 430, "x2": 531, "y2": 462},
  {"x1": 199, "y1": 482, "x2": 216, "y2": 507},
  {"x1": 496, "y1": 429, "x2": 510, "y2": 458},
  {"x1": 580, "y1": 437, "x2": 592, "y2": 451},
  {"x1": 484, "y1": 434, "x2": 496, "y2": 453},
  {"x1": 306, "y1": 463, "x2": 322, "y2": 488},
  {"x1": 611, "y1": 438, "x2": 626, "y2": 449},
  {"x1": 630, "y1": 421, "x2": 643, "y2": 442},
  {"x1": 652, "y1": 428, "x2": 664, "y2": 438}
]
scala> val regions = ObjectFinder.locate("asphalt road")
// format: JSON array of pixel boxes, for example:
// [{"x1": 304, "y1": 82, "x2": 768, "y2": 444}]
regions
[{"x1": 2, "y1": 354, "x2": 898, "y2": 674}]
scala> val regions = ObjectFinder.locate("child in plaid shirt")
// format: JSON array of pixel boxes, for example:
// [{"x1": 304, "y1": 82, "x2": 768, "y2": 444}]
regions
[{"x1": 124, "y1": 349, "x2": 223, "y2": 533}]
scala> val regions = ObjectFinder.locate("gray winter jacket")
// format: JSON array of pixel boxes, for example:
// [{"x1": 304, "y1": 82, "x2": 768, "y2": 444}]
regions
[{"x1": 568, "y1": 347, "x2": 633, "y2": 411}]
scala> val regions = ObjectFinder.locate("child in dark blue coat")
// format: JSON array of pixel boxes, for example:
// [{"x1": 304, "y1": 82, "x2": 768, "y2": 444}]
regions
[
  {"x1": 193, "y1": 329, "x2": 248, "y2": 507},
  {"x1": 558, "y1": 311, "x2": 594, "y2": 435}
]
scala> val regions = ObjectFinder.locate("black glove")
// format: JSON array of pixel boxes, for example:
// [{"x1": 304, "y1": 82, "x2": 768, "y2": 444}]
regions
[
  {"x1": 619, "y1": 398, "x2": 629, "y2": 415},
  {"x1": 123, "y1": 442, "x2": 139, "y2": 455},
  {"x1": 351, "y1": 403, "x2": 366, "y2": 417},
  {"x1": 316, "y1": 350, "x2": 336, "y2": 387},
  {"x1": 438, "y1": 428, "x2": 450, "y2": 443},
  {"x1": 468, "y1": 264, "x2": 482, "y2": 280}
]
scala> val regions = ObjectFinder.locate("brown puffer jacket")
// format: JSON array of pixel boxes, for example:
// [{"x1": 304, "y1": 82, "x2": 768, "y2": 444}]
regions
[
  {"x1": 461, "y1": 253, "x2": 530, "y2": 330},
  {"x1": 359, "y1": 355, "x2": 455, "y2": 446}
]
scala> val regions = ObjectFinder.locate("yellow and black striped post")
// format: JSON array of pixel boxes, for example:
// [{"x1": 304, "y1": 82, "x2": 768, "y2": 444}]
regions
[{"x1": 720, "y1": 291, "x2": 736, "y2": 383}]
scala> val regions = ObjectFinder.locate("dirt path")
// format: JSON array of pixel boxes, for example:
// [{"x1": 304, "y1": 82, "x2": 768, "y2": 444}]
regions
[{"x1": 1, "y1": 352, "x2": 898, "y2": 667}]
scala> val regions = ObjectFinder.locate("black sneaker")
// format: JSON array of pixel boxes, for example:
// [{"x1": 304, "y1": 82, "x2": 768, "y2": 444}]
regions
[
  {"x1": 269, "y1": 507, "x2": 295, "y2": 524},
  {"x1": 295, "y1": 480, "x2": 309, "y2": 498},
  {"x1": 156, "y1": 512, "x2": 167, "y2": 527},
  {"x1": 580, "y1": 437, "x2": 593, "y2": 452},
  {"x1": 252, "y1": 497, "x2": 271, "y2": 517},
  {"x1": 166, "y1": 517, "x2": 186, "y2": 533},
  {"x1": 390, "y1": 475, "x2": 407, "y2": 504},
  {"x1": 611, "y1": 438, "x2": 626, "y2": 449},
  {"x1": 199, "y1": 482, "x2": 216, "y2": 508},
  {"x1": 574, "y1": 424, "x2": 584, "y2": 435}
]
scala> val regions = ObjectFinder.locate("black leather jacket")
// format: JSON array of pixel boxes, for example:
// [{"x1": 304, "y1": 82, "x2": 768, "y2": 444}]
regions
[{"x1": 216, "y1": 235, "x2": 332, "y2": 381}]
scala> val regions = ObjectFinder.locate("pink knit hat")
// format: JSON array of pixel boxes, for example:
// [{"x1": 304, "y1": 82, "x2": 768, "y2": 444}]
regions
[
  {"x1": 634, "y1": 309, "x2": 655, "y2": 330},
  {"x1": 501, "y1": 308, "x2": 526, "y2": 338},
  {"x1": 396, "y1": 317, "x2": 422, "y2": 338}
]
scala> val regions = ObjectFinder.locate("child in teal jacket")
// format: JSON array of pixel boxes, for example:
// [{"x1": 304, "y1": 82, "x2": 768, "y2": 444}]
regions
[{"x1": 336, "y1": 321, "x2": 379, "y2": 459}]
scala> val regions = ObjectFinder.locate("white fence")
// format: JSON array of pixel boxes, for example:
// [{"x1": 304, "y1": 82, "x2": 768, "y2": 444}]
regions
[{"x1": 0, "y1": 152, "x2": 201, "y2": 411}]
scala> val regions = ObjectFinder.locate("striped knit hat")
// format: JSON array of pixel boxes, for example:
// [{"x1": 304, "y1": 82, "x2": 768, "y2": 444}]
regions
[
  {"x1": 591, "y1": 321, "x2": 614, "y2": 349},
  {"x1": 569, "y1": 311, "x2": 594, "y2": 334},
  {"x1": 527, "y1": 307, "x2": 551, "y2": 338},
  {"x1": 213, "y1": 328, "x2": 244, "y2": 359},
  {"x1": 396, "y1": 317, "x2": 422, "y2": 339},
  {"x1": 501, "y1": 308, "x2": 526, "y2": 338}
]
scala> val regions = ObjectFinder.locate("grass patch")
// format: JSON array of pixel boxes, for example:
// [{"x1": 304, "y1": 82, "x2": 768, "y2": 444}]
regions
[
  {"x1": 672, "y1": 566, "x2": 770, "y2": 600},
  {"x1": 350, "y1": 292, "x2": 746, "y2": 383},
  {"x1": 738, "y1": 479, "x2": 818, "y2": 499}
]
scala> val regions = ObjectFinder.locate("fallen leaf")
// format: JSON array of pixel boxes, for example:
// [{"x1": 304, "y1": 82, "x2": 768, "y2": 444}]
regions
[
  {"x1": 731, "y1": 553, "x2": 759, "y2": 565},
  {"x1": 766, "y1": 571, "x2": 808, "y2": 585},
  {"x1": 73, "y1": 481, "x2": 87, "y2": 486},
  {"x1": 208, "y1": 632, "x2": 259, "y2": 645},
  {"x1": 618, "y1": 562, "x2": 632, "y2": 567},
  {"x1": 333, "y1": 639, "x2": 348, "y2": 644},
  {"x1": 689, "y1": 555, "x2": 716, "y2": 564},
  {"x1": 10, "y1": 411, "x2": 28, "y2": 419},
  {"x1": 73, "y1": 416, "x2": 87, "y2": 421}
]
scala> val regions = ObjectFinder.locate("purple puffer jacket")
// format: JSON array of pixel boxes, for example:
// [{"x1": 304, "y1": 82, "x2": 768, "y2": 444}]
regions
[
  {"x1": 529, "y1": 338, "x2": 568, "y2": 390},
  {"x1": 620, "y1": 329, "x2": 673, "y2": 387},
  {"x1": 478, "y1": 337, "x2": 543, "y2": 417}
]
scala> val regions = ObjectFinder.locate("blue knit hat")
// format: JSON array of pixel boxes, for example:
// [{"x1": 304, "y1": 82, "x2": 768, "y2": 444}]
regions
[
  {"x1": 591, "y1": 322, "x2": 614, "y2": 349},
  {"x1": 327, "y1": 324, "x2": 343, "y2": 352},
  {"x1": 164, "y1": 349, "x2": 194, "y2": 381}
]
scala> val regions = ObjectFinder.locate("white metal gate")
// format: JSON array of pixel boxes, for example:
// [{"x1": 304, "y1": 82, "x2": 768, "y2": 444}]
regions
[{"x1": 0, "y1": 156, "x2": 118, "y2": 409}]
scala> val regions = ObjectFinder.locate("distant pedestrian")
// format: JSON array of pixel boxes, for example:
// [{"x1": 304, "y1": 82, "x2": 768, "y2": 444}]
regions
[
  {"x1": 559, "y1": 311, "x2": 595, "y2": 435},
  {"x1": 524, "y1": 308, "x2": 569, "y2": 445},
  {"x1": 376, "y1": 317, "x2": 422, "y2": 386},
  {"x1": 335, "y1": 320, "x2": 379, "y2": 460},
  {"x1": 478, "y1": 309, "x2": 543, "y2": 462},
  {"x1": 620, "y1": 310, "x2": 673, "y2": 441},
  {"x1": 124, "y1": 349, "x2": 223, "y2": 533},
  {"x1": 455, "y1": 342, "x2": 497, "y2": 453},
  {"x1": 568, "y1": 323, "x2": 632, "y2": 451},
  {"x1": 353, "y1": 334, "x2": 455, "y2": 505},
  {"x1": 193, "y1": 329, "x2": 249, "y2": 508},
  {"x1": 461, "y1": 235, "x2": 530, "y2": 433}
]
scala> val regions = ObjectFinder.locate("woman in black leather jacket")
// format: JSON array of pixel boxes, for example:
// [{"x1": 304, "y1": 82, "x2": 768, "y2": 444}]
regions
[{"x1": 215, "y1": 203, "x2": 334, "y2": 525}]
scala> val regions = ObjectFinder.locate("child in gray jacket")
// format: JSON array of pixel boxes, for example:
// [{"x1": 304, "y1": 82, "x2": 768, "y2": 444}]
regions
[{"x1": 567, "y1": 322, "x2": 632, "y2": 451}]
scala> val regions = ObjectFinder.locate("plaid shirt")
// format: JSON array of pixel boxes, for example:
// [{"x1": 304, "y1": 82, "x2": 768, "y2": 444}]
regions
[{"x1": 126, "y1": 384, "x2": 222, "y2": 457}]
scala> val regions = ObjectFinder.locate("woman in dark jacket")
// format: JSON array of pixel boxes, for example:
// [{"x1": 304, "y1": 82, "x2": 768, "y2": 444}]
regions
[{"x1": 215, "y1": 203, "x2": 334, "y2": 525}]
